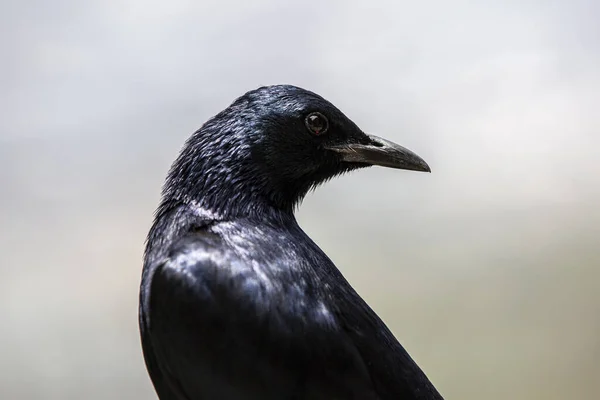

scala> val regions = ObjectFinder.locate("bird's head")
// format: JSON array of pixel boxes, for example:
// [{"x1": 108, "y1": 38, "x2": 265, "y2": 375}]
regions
[{"x1": 164, "y1": 85, "x2": 430, "y2": 217}]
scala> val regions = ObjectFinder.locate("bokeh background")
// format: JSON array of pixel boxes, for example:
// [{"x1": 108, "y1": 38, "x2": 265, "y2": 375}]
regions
[{"x1": 2, "y1": 0, "x2": 599, "y2": 399}]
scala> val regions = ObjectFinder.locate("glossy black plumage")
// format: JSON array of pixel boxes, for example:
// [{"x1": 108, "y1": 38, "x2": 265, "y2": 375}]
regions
[{"x1": 139, "y1": 85, "x2": 443, "y2": 399}]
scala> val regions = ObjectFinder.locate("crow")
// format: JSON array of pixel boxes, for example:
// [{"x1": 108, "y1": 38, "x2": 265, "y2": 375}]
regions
[{"x1": 139, "y1": 85, "x2": 443, "y2": 399}]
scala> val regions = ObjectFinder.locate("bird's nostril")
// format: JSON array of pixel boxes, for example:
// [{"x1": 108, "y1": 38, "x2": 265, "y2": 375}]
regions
[{"x1": 370, "y1": 139, "x2": 384, "y2": 148}]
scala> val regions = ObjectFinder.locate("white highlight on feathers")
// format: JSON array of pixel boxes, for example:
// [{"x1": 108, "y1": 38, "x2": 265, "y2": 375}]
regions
[{"x1": 189, "y1": 200, "x2": 223, "y2": 220}]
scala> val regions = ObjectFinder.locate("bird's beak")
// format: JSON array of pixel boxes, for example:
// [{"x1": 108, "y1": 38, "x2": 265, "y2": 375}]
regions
[{"x1": 325, "y1": 134, "x2": 431, "y2": 172}]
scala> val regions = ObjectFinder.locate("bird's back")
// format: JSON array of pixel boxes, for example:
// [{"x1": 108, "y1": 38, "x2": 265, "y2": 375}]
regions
[{"x1": 140, "y1": 204, "x2": 442, "y2": 399}]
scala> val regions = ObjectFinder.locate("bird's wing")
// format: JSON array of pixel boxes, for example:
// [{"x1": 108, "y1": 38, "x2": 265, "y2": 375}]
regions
[
  {"x1": 142, "y1": 230, "x2": 273, "y2": 399},
  {"x1": 335, "y1": 293, "x2": 444, "y2": 400},
  {"x1": 141, "y1": 230, "x2": 381, "y2": 400}
]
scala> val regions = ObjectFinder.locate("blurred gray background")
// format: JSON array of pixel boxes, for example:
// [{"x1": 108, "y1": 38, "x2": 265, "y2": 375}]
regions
[{"x1": 1, "y1": 0, "x2": 599, "y2": 399}]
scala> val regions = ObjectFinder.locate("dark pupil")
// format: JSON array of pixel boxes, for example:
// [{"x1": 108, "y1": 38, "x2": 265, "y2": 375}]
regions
[{"x1": 308, "y1": 115, "x2": 325, "y2": 132}]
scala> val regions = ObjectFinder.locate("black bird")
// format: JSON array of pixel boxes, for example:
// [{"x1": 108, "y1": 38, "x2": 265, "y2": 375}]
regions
[{"x1": 139, "y1": 85, "x2": 443, "y2": 399}]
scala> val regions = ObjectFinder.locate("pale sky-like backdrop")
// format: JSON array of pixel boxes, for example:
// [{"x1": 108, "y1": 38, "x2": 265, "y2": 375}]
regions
[{"x1": 1, "y1": 1, "x2": 599, "y2": 399}]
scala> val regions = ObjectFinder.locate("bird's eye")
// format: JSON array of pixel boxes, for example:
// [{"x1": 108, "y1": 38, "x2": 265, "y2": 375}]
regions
[{"x1": 305, "y1": 112, "x2": 329, "y2": 135}]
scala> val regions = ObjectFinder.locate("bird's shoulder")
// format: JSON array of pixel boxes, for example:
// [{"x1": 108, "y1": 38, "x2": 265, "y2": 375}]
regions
[
  {"x1": 142, "y1": 214, "x2": 383, "y2": 399},
  {"x1": 148, "y1": 217, "x2": 337, "y2": 325}
]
